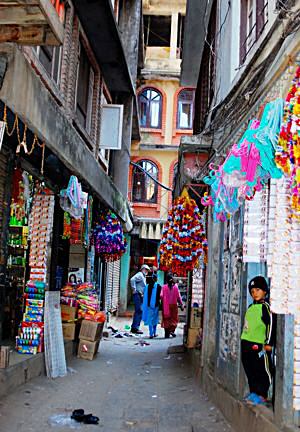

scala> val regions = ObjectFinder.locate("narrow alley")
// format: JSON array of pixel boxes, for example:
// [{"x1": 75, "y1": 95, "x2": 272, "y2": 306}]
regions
[{"x1": 0, "y1": 320, "x2": 232, "y2": 432}]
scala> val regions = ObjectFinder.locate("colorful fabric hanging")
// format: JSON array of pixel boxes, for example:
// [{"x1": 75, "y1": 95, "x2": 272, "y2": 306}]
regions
[
  {"x1": 202, "y1": 99, "x2": 284, "y2": 222},
  {"x1": 159, "y1": 189, "x2": 208, "y2": 276}
]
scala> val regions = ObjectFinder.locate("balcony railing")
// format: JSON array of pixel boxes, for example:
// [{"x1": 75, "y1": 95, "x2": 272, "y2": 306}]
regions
[{"x1": 0, "y1": 0, "x2": 64, "y2": 45}]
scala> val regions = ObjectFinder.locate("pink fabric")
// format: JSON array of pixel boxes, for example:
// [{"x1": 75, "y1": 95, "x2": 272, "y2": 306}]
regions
[{"x1": 160, "y1": 284, "x2": 183, "y2": 318}]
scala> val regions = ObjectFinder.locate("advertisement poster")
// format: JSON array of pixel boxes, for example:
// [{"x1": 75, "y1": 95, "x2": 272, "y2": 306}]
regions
[{"x1": 68, "y1": 268, "x2": 85, "y2": 284}]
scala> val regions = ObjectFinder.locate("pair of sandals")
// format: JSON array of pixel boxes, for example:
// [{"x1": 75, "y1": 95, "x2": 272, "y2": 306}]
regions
[{"x1": 71, "y1": 409, "x2": 99, "y2": 425}]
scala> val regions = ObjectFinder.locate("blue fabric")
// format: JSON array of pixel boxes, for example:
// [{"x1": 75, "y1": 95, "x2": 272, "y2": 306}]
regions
[
  {"x1": 142, "y1": 283, "x2": 159, "y2": 331},
  {"x1": 132, "y1": 292, "x2": 143, "y2": 330},
  {"x1": 149, "y1": 324, "x2": 157, "y2": 337}
]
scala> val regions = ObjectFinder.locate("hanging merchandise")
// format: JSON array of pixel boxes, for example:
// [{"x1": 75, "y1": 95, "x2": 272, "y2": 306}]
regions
[
  {"x1": 275, "y1": 66, "x2": 300, "y2": 219},
  {"x1": 62, "y1": 212, "x2": 71, "y2": 239},
  {"x1": 70, "y1": 218, "x2": 83, "y2": 245},
  {"x1": 59, "y1": 175, "x2": 85, "y2": 219},
  {"x1": 267, "y1": 177, "x2": 300, "y2": 315},
  {"x1": 93, "y1": 210, "x2": 127, "y2": 262},
  {"x1": 159, "y1": 189, "x2": 208, "y2": 276},
  {"x1": 202, "y1": 99, "x2": 284, "y2": 222}
]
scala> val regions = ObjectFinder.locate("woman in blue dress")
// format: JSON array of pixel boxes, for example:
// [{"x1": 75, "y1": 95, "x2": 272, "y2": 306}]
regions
[{"x1": 142, "y1": 272, "x2": 161, "y2": 339}]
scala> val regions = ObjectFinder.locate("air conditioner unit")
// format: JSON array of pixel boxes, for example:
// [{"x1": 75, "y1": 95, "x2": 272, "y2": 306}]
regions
[{"x1": 99, "y1": 104, "x2": 123, "y2": 150}]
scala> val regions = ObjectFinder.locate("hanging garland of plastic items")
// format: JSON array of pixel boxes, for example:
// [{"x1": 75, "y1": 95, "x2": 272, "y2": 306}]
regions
[
  {"x1": 159, "y1": 189, "x2": 208, "y2": 277},
  {"x1": 60, "y1": 175, "x2": 83, "y2": 219},
  {"x1": 62, "y1": 212, "x2": 71, "y2": 239},
  {"x1": 275, "y1": 66, "x2": 300, "y2": 219},
  {"x1": 201, "y1": 98, "x2": 284, "y2": 222},
  {"x1": 93, "y1": 210, "x2": 127, "y2": 262}
]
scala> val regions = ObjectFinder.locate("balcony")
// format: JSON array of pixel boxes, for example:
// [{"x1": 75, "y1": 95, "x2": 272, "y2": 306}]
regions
[{"x1": 0, "y1": 0, "x2": 64, "y2": 45}]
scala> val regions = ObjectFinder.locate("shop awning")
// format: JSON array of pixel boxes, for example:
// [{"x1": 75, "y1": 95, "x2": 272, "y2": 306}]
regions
[
  {"x1": 0, "y1": 47, "x2": 133, "y2": 231},
  {"x1": 72, "y1": 0, "x2": 135, "y2": 95},
  {"x1": 181, "y1": 0, "x2": 214, "y2": 87}
]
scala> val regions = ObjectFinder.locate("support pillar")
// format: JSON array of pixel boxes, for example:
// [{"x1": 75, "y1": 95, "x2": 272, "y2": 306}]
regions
[{"x1": 119, "y1": 234, "x2": 131, "y2": 313}]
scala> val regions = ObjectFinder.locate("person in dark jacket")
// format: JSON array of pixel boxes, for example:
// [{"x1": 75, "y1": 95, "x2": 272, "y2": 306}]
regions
[
  {"x1": 241, "y1": 276, "x2": 276, "y2": 405},
  {"x1": 142, "y1": 272, "x2": 161, "y2": 338}
]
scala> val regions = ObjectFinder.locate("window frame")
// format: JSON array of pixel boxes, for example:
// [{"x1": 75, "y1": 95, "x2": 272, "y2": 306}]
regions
[
  {"x1": 139, "y1": 87, "x2": 163, "y2": 129},
  {"x1": 177, "y1": 89, "x2": 195, "y2": 130},
  {"x1": 132, "y1": 160, "x2": 159, "y2": 204},
  {"x1": 34, "y1": 45, "x2": 62, "y2": 85}
]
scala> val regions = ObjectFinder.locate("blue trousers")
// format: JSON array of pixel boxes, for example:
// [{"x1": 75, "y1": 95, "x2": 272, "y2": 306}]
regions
[
  {"x1": 132, "y1": 292, "x2": 143, "y2": 330},
  {"x1": 149, "y1": 324, "x2": 157, "y2": 337}
]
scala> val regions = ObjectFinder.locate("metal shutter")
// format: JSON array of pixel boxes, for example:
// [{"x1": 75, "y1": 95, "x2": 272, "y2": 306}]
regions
[
  {"x1": 105, "y1": 260, "x2": 120, "y2": 313},
  {"x1": 111, "y1": 259, "x2": 120, "y2": 312}
]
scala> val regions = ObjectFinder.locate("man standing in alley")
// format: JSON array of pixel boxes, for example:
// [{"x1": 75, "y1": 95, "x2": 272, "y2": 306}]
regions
[{"x1": 130, "y1": 264, "x2": 150, "y2": 334}]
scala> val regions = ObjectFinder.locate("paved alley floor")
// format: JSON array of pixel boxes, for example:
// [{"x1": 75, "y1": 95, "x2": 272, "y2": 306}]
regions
[{"x1": 0, "y1": 320, "x2": 233, "y2": 432}]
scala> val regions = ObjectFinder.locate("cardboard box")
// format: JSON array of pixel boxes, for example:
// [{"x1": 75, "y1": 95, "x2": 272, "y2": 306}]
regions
[
  {"x1": 186, "y1": 328, "x2": 199, "y2": 348},
  {"x1": 61, "y1": 305, "x2": 77, "y2": 322},
  {"x1": 79, "y1": 320, "x2": 104, "y2": 342},
  {"x1": 0, "y1": 346, "x2": 10, "y2": 369},
  {"x1": 62, "y1": 323, "x2": 76, "y2": 340},
  {"x1": 190, "y1": 307, "x2": 202, "y2": 329},
  {"x1": 77, "y1": 339, "x2": 100, "y2": 361}
]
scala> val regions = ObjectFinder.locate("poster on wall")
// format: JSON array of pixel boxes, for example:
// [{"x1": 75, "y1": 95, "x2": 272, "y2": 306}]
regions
[{"x1": 68, "y1": 268, "x2": 85, "y2": 284}]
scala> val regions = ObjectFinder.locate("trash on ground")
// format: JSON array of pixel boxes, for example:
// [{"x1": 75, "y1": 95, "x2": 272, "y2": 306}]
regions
[
  {"x1": 108, "y1": 326, "x2": 118, "y2": 334},
  {"x1": 48, "y1": 414, "x2": 81, "y2": 429},
  {"x1": 71, "y1": 409, "x2": 99, "y2": 425},
  {"x1": 151, "y1": 395, "x2": 158, "y2": 398},
  {"x1": 124, "y1": 325, "x2": 131, "y2": 331},
  {"x1": 106, "y1": 360, "x2": 113, "y2": 365},
  {"x1": 67, "y1": 367, "x2": 78, "y2": 374},
  {"x1": 164, "y1": 355, "x2": 171, "y2": 360},
  {"x1": 150, "y1": 365, "x2": 162, "y2": 369},
  {"x1": 135, "y1": 339, "x2": 150, "y2": 347}
]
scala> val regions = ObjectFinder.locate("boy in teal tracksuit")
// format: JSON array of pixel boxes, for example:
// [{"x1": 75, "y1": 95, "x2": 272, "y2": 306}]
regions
[{"x1": 241, "y1": 276, "x2": 275, "y2": 405}]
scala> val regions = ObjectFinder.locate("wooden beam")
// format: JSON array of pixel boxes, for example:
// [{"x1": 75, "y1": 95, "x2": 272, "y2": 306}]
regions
[
  {"x1": 0, "y1": 24, "x2": 60, "y2": 45},
  {"x1": 39, "y1": 0, "x2": 64, "y2": 44},
  {"x1": 0, "y1": 5, "x2": 45, "y2": 25}
]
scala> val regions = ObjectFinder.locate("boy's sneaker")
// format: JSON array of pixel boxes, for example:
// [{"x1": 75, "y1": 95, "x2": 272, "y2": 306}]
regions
[
  {"x1": 243, "y1": 393, "x2": 257, "y2": 403},
  {"x1": 246, "y1": 393, "x2": 267, "y2": 405}
]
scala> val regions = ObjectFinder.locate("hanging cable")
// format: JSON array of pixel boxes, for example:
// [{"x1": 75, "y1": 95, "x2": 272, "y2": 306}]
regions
[{"x1": 130, "y1": 161, "x2": 173, "y2": 191}]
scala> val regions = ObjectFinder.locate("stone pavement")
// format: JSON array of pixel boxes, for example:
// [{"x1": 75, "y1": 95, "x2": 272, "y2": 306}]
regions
[{"x1": 0, "y1": 319, "x2": 233, "y2": 432}]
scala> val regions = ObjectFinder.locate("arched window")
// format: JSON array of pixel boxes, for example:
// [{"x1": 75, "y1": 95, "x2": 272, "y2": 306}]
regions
[
  {"x1": 177, "y1": 89, "x2": 195, "y2": 129},
  {"x1": 139, "y1": 88, "x2": 162, "y2": 128},
  {"x1": 132, "y1": 160, "x2": 158, "y2": 203}
]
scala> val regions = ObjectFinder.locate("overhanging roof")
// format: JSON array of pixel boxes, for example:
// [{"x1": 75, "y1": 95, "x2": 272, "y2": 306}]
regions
[
  {"x1": 72, "y1": 0, "x2": 135, "y2": 95},
  {"x1": 181, "y1": 0, "x2": 214, "y2": 87}
]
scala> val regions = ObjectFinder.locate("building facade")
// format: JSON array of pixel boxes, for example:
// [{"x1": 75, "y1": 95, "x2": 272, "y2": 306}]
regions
[
  {"x1": 178, "y1": 0, "x2": 300, "y2": 430},
  {"x1": 0, "y1": 0, "x2": 142, "y2": 344},
  {"x1": 121, "y1": 0, "x2": 195, "y2": 311}
]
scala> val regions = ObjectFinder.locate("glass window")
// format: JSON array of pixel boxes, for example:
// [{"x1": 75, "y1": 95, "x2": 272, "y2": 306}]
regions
[
  {"x1": 76, "y1": 40, "x2": 94, "y2": 132},
  {"x1": 139, "y1": 88, "x2": 162, "y2": 129},
  {"x1": 35, "y1": 46, "x2": 62, "y2": 84},
  {"x1": 177, "y1": 89, "x2": 194, "y2": 129},
  {"x1": 132, "y1": 160, "x2": 158, "y2": 203}
]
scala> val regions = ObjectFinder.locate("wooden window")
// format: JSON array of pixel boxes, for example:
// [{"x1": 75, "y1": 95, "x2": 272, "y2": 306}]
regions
[
  {"x1": 76, "y1": 40, "x2": 94, "y2": 133},
  {"x1": 139, "y1": 88, "x2": 162, "y2": 129},
  {"x1": 177, "y1": 14, "x2": 185, "y2": 59},
  {"x1": 132, "y1": 160, "x2": 158, "y2": 203},
  {"x1": 240, "y1": 0, "x2": 268, "y2": 64},
  {"x1": 177, "y1": 89, "x2": 194, "y2": 129}
]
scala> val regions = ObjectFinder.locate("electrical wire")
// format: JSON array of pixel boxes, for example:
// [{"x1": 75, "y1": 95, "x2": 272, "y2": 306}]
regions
[{"x1": 130, "y1": 161, "x2": 173, "y2": 191}]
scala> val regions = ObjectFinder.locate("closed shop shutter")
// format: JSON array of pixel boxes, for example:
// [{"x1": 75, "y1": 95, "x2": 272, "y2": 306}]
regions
[
  {"x1": 111, "y1": 259, "x2": 120, "y2": 312},
  {"x1": 105, "y1": 260, "x2": 120, "y2": 313},
  {"x1": 105, "y1": 261, "x2": 114, "y2": 313}
]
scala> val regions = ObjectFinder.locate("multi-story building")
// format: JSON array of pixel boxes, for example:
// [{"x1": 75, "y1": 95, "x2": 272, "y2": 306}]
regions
[
  {"x1": 177, "y1": 0, "x2": 300, "y2": 430},
  {"x1": 121, "y1": 0, "x2": 195, "y2": 311},
  {"x1": 0, "y1": 0, "x2": 141, "y2": 352}
]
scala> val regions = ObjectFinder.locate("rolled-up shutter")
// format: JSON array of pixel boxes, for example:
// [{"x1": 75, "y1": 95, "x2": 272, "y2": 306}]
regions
[{"x1": 0, "y1": 148, "x2": 9, "y2": 262}]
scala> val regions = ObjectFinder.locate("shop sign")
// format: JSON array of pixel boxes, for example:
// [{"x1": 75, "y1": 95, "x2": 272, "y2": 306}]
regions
[{"x1": 0, "y1": 121, "x2": 5, "y2": 151}]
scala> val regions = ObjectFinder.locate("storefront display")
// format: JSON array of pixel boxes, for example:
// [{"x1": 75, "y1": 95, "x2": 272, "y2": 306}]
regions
[
  {"x1": 159, "y1": 189, "x2": 207, "y2": 276},
  {"x1": 93, "y1": 210, "x2": 127, "y2": 262}
]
